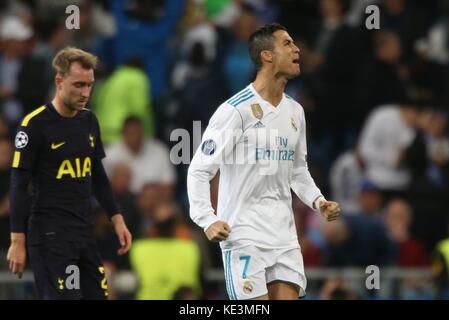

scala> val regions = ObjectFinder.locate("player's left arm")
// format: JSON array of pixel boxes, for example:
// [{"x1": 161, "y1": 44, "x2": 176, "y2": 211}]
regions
[
  {"x1": 290, "y1": 106, "x2": 340, "y2": 221},
  {"x1": 92, "y1": 157, "x2": 132, "y2": 254},
  {"x1": 91, "y1": 114, "x2": 132, "y2": 255}
]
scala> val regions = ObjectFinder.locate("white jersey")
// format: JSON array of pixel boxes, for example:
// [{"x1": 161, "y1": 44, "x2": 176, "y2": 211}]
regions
[{"x1": 187, "y1": 84, "x2": 323, "y2": 251}]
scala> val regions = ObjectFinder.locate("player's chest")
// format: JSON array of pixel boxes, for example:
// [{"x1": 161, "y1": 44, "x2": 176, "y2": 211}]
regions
[
  {"x1": 40, "y1": 121, "x2": 97, "y2": 160},
  {"x1": 242, "y1": 109, "x2": 300, "y2": 149}
]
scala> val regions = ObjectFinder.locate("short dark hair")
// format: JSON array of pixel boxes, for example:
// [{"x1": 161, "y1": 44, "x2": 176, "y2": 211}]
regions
[
  {"x1": 122, "y1": 116, "x2": 143, "y2": 131},
  {"x1": 248, "y1": 23, "x2": 287, "y2": 71}
]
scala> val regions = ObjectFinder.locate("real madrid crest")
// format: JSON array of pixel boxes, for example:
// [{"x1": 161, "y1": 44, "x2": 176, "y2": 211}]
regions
[
  {"x1": 291, "y1": 117, "x2": 298, "y2": 132},
  {"x1": 251, "y1": 104, "x2": 263, "y2": 120},
  {"x1": 243, "y1": 280, "x2": 253, "y2": 294}
]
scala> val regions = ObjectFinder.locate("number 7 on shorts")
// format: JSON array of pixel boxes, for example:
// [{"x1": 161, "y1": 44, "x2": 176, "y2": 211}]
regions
[{"x1": 239, "y1": 255, "x2": 251, "y2": 279}]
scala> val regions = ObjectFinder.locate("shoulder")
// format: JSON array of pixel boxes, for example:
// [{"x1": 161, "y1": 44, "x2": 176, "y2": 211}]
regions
[
  {"x1": 283, "y1": 94, "x2": 306, "y2": 122},
  {"x1": 119, "y1": 67, "x2": 148, "y2": 81},
  {"x1": 80, "y1": 107, "x2": 95, "y2": 118},
  {"x1": 80, "y1": 108, "x2": 101, "y2": 125},
  {"x1": 285, "y1": 93, "x2": 303, "y2": 110},
  {"x1": 368, "y1": 105, "x2": 396, "y2": 121},
  {"x1": 219, "y1": 87, "x2": 261, "y2": 129},
  {"x1": 226, "y1": 87, "x2": 255, "y2": 108},
  {"x1": 105, "y1": 141, "x2": 126, "y2": 155},
  {"x1": 208, "y1": 99, "x2": 244, "y2": 131},
  {"x1": 19, "y1": 105, "x2": 49, "y2": 129},
  {"x1": 14, "y1": 106, "x2": 48, "y2": 149},
  {"x1": 225, "y1": 87, "x2": 258, "y2": 118}
]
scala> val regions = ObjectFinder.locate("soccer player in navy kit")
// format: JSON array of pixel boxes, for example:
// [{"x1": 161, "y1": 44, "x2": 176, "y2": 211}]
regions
[{"x1": 6, "y1": 47, "x2": 132, "y2": 299}]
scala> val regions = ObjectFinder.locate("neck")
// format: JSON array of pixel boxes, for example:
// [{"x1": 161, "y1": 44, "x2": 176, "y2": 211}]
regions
[
  {"x1": 52, "y1": 95, "x2": 78, "y2": 118},
  {"x1": 399, "y1": 108, "x2": 414, "y2": 126},
  {"x1": 128, "y1": 144, "x2": 142, "y2": 155},
  {"x1": 324, "y1": 14, "x2": 342, "y2": 25},
  {"x1": 392, "y1": 229, "x2": 409, "y2": 242},
  {"x1": 252, "y1": 69, "x2": 288, "y2": 107}
]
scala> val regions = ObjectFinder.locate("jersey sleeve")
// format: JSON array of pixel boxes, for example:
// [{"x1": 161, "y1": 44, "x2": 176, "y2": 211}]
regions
[
  {"x1": 187, "y1": 103, "x2": 243, "y2": 230},
  {"x1": 290, "y1": 106, "x2": 323, "y2": 211},
  {"x1": 11, "y1": 120, "x2": 43, "y2": 171},
  {"x1": 92, "y1": 156, "x2": 120, "y2": 219},
  {"x1": 9, "y1": 169, "x2": 32, "y2": 233}
]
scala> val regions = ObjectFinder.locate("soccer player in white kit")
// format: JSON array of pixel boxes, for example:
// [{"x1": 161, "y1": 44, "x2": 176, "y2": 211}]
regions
[{"x1": 187, "y1": 23, "x2": 340, "y2": 300}]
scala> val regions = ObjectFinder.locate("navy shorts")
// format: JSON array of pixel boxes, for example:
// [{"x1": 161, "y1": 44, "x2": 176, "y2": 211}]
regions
[{"x1": 28, "y1": 241, "x2": 108, "y2": 300}]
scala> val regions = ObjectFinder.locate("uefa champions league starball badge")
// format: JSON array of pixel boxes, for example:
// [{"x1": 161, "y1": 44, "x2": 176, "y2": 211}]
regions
[
  {"x1": 201, "y1": 139, "x2": 216, "y2": 155},
  {"x1": 15, "y1": 131, "x2": 29, "y2": 148}
]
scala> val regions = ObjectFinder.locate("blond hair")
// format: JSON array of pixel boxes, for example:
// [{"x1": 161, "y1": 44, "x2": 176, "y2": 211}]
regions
[{"x1": 52, "y1": 47, "x2": 98, "y2": 77}]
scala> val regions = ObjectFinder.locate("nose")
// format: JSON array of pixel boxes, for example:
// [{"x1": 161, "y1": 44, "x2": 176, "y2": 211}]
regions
[
  {"x1": 81, "y1": 87, "x2": 91, "y2": 98},
  {"x1": 294, "y1": 44, "x2": 300, "y2": 55}
]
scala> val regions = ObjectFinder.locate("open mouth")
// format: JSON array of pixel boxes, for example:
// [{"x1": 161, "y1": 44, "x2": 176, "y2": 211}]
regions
[{"x1": 292, "y1": 58, "x2": 299, "y2": 64}]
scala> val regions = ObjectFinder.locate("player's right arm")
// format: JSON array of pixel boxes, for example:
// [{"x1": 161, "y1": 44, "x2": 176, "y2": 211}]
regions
[
  {"x1": 7, "y1": 110, "x2": 44, "y2": 278},
  {"x1": 7, "y1": 169, "x2": 34, "y2": 278},
  {"x1": 187, "y1": 103, "x2": 243, "y2": 241}
]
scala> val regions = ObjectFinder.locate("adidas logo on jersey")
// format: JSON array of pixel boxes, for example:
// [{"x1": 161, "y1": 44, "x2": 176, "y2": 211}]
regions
[{"x1": 253, "y1": 121, "x2": 265, "y2": 128}]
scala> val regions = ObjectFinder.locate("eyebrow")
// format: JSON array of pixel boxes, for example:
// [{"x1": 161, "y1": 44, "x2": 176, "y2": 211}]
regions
[{"x1": 73, "y1": 81, "x2": 95, "y2": 85}]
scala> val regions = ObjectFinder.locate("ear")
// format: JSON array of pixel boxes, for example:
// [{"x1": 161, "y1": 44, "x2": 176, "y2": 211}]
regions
[
  {"x1": 55, "y1": 74, "x2": 63, "y2": 89},
  {"x1": 260, "y1": 50, "x2": 273, "y2": 64}
]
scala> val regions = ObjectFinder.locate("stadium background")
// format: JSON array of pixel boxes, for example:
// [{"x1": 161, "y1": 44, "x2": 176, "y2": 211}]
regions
[{"x1": 0, "y1": 0, "x2": 449, "y2": 300}]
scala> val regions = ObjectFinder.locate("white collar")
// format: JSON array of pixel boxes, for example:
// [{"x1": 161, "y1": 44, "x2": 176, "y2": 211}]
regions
[{"x1": 248, "y1": 83, "x2": 284, "y2": 115}]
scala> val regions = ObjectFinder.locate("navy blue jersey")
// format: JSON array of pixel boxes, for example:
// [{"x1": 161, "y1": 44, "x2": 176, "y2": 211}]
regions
[{"x1": 12, "y1": 104, "x2": 106, "y2": 244}]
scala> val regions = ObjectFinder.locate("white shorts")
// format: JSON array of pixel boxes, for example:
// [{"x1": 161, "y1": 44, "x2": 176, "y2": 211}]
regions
[{"x1": 221, "y1": 246, "x2": 307, "y2": 300}]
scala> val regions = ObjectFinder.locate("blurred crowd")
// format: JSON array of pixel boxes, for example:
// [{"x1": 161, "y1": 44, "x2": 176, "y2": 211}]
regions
[{"x1": 1, "y1": 0, "x2": 449, "y2": 300}]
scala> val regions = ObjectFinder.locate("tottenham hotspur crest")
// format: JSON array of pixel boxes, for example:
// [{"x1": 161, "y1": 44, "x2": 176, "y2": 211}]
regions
[
  {"x1": 251, "y1": 104, "x2": 263, "y2": 120},
  {"x1": 89, "y1": 134, "x2": 95, "y2": 147},
  {"x1": 291, "y1": 117, "x2": 298, "y2": 132}
]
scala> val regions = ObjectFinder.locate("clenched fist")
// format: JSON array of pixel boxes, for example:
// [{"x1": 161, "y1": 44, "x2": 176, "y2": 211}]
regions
[
  {"x1": 205, "y1": 221, "x2": 231, "y2": 242},
  {"x1": 319, "y1": 200, "x2": 340, "y2": 222}
]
